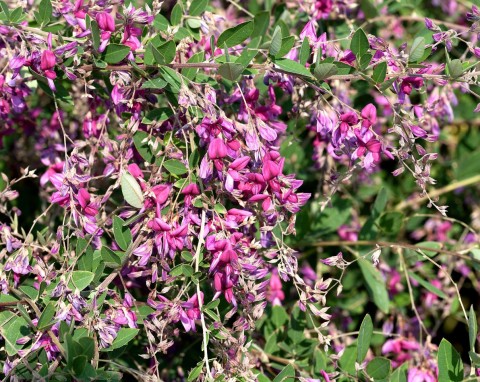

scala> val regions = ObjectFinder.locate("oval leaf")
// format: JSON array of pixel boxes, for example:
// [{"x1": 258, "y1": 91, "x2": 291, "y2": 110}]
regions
[
  {"x1": 121, "y1": 172, "x2": 144, "y2": 208},
  {"x1": 217, "y1": 21, "x2": 254, "y2": 48}
]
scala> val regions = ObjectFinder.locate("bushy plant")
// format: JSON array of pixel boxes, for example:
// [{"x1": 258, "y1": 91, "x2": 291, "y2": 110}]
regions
[{"x1": 1, "y1": 0, "x2": 480, "y2": 380}]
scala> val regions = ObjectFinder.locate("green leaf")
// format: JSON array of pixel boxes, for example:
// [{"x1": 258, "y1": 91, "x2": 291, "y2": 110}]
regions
[
  {"x1": 37, "y1": 302, "x2": 56, "y2": 330},
  {"x1": 351, "y1": 28, "x2": 369, "y2": 58},
  {"x1": 249, "y1": 11, "x2": 270, "y2": 48},
  {"x1": 2, "y1": 315, "x2": 29, "y2": 356},
  {"x1": 390, "y1": 362, "x2": 408, "y2": 382},
  {"x1": 91, "y1": 20, "x2": 101, "y2": 51},
  {"x1": 437, "y1": 339, "x2": 464, "y2": 382},
  {"x1": 339, "y1": 345, "x2": 357, "y2": 374},
  {"x1": 217, "y1": 21, "x2": 254, "y2": 48},
  {"x1": 71, "y1": 271, "x2": 95, "y2": 291},
  {"x1": 121, "y1": 172, "x2": 144, "y2": 209},
  {"x1": 188, "y1": 362, "x2": 204, "y2": 381},
  {"x1": 274, "y1": 36, "x2": 295, "y2": 58},
  {"x1": 101, "y1": 247, "x2": 122, "y2": 267},
  {"x1": 160, "y1": 66, "x2": 182, "y2": 93},
  {"x1": 37, "y1": 0, "x2": 52, "y2": 25},
  {"x1": 359, "y1": 53, "x2": 372, "y2": 70},
  {"x1": 0, "y1": 1, "x2": 10, "y2": 19},
  {"x1": 103, "y1": 44, "x2": 130, "y2": 64},
  {"x1": 153, "y1": 40, "x2": 176, "y2": 64},
  {"x1": 154, "y1": 14, "x2": 170, "y2": 31},
  {"x1": 274, "y1": 58, "x2": 313, "y2": 78},
  {"x1": 409, "y1": 37, "x2": 426, "y2": 63},
  {"x1": 218, "y1": 62, "x2": 246, "y2": 81},
  {"x1": 271, "y1": 306, "x2": 289, "y2": 328},
  {"x1": 314, "y1": 63, "x2": 338, "y2": 81},
  {"x1": 273, "y1": 364, "x2": 295, "y2": 382},
  {"x1": 447, "y1": 59, "x2": 464, "y2": 79},
  {"x1": 189, "y1": 0, "x2": 208, "y2": 16},
  {"x1": 269, "y1": 26, "x2": 282, "y2": 56},
  {"x1": 357, "y1": 314, "x2": 373, "y2": 363},
  {"x1": 105, "y1": 328, "x2": 140, "y2": 351},
  {"x1": 236, "y1": 49, "x2": 258, "y2": 66},
  {"x1": 358, "y1": 259, "x2": 389, "y2": 313},
  {"x1": 408, "y1": 272, "x2": 447, "y2": 299},
  {"x1": 469, "y1": 306, "x2": 478, "y2": 352},
  {"x1": 372, "y1": 62, "x2": 387, "y2": 83},
  {"x1": 133, "y1": 131, "x2": 156, "y2": 162},
  {"x1": 141, "y1": 77, "x2": 168, "y2": 89},
  {"x1": 214, "y1": 203, "x2": 227, "y2": 214},
  {"x1": 378, "y1": 211, "x2": 404, "y2": 236},
  {"x1": 113, "y1": 216, "x2": 132, "y2": 251},
  {"x1": 366, "y1": 357, "x2": 391, "y2": 380},
  {"x1": 170, "y1": 3, "x2": 183, "y2": 25},
  {"x1": 360, "y1": 0, "x2": 379, "y2": 18},
  {"x1": 299, "y1": 38, "x2": 311, "y2": 66},
  {"x1": 163, "y1": 159, "x2": 188, "y2": 175}
]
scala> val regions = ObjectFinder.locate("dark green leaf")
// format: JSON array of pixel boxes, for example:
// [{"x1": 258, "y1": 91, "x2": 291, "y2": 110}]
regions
[
  {"x1": 37, "y1": 302, "x2": 56, "y2": 330},
  {"x1": 447, "y1": 59, "x2": 464, "y2": 79},
  {"x1": 357, "y1": 314, "x2": 373, "y2": 363},
  {"x1": 188, "y1": 362, "x2": 204, "y2": 381},
  {"x1": 299, "y1": 38, "x2": 311, "y2": 66},
  {"x1": 273, "y1": 364, "x2": 295, "y2": 382},
  {"x1": 274, "y1": 36, "x2": 295, "y2": 58},
  {"x1": 218, "y1": 62, "x2": 246, "y2": 81},
  {"x1": 409, "y1": 37, "x2": 426, "y2": 63},
  {"x1": 91, "y1": 20, "x2": 100, "y2": 50},
  {"x1": 274, "y1": 58, "x2": 313, "y2": 78},
  {"x1": 217, "y1": 21, "x2": 254, "y2": 48},
  {"x1": 339, "y1": 345, "x2": 357, "y2": 374},
  {"x1": 269, "y1": 26, "x2": 282, "y2": 56},
  {"x1": 366, "y1": 357, "x2": 391, "y2": 380},
  {"x1": 141, "y1": 77, "x2": 168, "y2": 89},
  {"x1": 113, "y1": 216, "x2": 132, "y2": 251},
  {"x1": 249, "y1": 11, "x2": 270, "y2": 48},
  {"x1": 101, "y1": 247, "x2": 122, "y2": 267},
  {"x1": 105, "y1": 328, "x2": 140, "y2": 351},
  {"x1": 314, "y1": 63, "x2": 338, "y2": 81},
  {"x1": 154, "y1": 14, "x2": 170, "y2": 31},
  {"x1": 408, "y1": 272, "x2": 447, "y2": 299},
  {"x1": 359, "y1": 53, "x2": 372, "y2": 70},
  {"x1": 71, "y1": 271, "x2": 95, "y2": 291},
  {"x1": 372, "y1": 62, "x2": 387, "y2": 83},
  {"x1": 358, "y1": 259, "x2": 389, "y2": 313},
  {"x1": 378, "y1": 211, "x2": 404, "y2": 236},
  {"x1": 170, "y1": 3, "x2": 183, "y2": 25},
  {"x1": 133, "y1": 131, "x2": 156, "y2": 162},
  {"x1": 438, "y1": 339, "x2": 464, "y2": 382},
  {"x1": 469, "y1": 306, "x2": 477, "y2": 352},
  {"x1": 271, "y1": 306, "x2": 289, "y2": 328},
  {"x1": 103, "y1": 44, "x2": 130, "y2": 64},
  {"x1": 163, "y1": 159, "x2": 188, "y2": 175},
  {"x1": 37, "y1": 0, "x2": 52, "y2": 25},
  {"x1": 189, "y1": 0, "x2": 208, "y2": 16},
  {"x1": 351, "y1": 28, "x2": 369, "y2": 58}
]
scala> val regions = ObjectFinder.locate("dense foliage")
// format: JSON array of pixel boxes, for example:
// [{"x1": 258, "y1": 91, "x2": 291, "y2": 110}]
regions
[{"x1": 1, "y1": 0, "x2": 480, "y2": 380}]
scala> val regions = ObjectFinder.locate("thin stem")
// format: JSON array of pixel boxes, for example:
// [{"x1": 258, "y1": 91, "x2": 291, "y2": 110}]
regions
[
  {"x1": 195, "y1": 210, "x2": 212, "y2": 380},
  {"x1": 395, "y1": 174, "x2": 480, "y2": 210},
  {"x1": 305, "y1": 240, "x2": 479, "y2": 263}
]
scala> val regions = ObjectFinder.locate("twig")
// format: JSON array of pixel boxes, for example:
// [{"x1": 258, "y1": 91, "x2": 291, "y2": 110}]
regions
[
  {"x1": 395, "y1": 174, "x2": 480, "y2": 210},
  {"x1": 195, "y1": 209, "x2": 212, "y2": 380},
  {"x1": 306, "y1": 240, "x2": 480, "y2": 263}
]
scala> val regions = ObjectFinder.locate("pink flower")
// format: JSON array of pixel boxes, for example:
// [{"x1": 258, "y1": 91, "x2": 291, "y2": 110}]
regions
[{"x1": 208, "y1": 138, "x2": 228, "y2": 159}]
